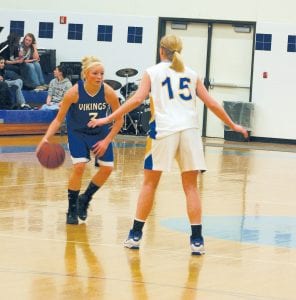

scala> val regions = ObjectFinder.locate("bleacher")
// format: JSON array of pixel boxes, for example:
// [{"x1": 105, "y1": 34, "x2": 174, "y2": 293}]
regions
[
  {"x1": 0, "y1": 89, "x2": 57, "y2": 135},
  {"x1": 0, "y1": 44, "x2": 57, "y2": 135},
  {"x1": 0, "y1": 55, "x2": 80, "y2": 136}
]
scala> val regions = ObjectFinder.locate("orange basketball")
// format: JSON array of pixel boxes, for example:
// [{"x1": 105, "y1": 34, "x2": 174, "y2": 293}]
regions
[{"x1": 37, "y1": 142, "x2": 65, "y2": 169}]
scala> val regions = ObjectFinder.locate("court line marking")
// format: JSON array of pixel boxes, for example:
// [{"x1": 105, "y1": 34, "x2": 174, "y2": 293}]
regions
[
  {"x1": 0, "y1": 266, "x2": 278, "y2": 300},
  {"x1": 0, "y1": 233, "x2": 295, "y2": 267}
]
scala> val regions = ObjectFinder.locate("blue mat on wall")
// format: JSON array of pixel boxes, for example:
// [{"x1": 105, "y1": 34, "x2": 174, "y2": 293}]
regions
[
  {"x1": 0, "y1": 110, "x2": 57, "y2": 123},
  {"x1": 22, "y1": 90, "x2": 48, "y2": 105}
]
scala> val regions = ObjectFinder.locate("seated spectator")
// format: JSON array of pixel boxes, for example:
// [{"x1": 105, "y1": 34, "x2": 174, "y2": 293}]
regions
[
  {"x1": 19, "y1": 33, "x2": 47, "y2": 90},
  {"x1": 0, "y1": 56, "x2": 32, "y2": 109},
  {"x1": 41, "y1": 65, "x2": 72, "y2": 110},
  {"x1": 1, "y1": 32, "x2": 24, "y2": 75},
  {"x1": 0, "y1": 81, "x2": 13, "y2": 109}
]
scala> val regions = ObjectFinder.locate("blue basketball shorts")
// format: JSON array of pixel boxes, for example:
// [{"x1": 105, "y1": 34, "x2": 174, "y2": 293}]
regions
[{"x1": 67, "y1": 129, "x2": 114, "y2": 167}]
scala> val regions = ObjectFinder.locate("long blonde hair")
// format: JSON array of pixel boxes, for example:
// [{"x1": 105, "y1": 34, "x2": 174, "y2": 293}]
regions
[
  {"x1": 81, "y1": 56, "x2": 103, "y2": 80},
  {"x1": 160, "y1": 34, "x2": 184, "y2": 73}
]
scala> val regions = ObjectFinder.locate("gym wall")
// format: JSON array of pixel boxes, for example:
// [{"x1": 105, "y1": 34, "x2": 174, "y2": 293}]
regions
[
  {"x1": 0, "y1": 9, "x2": 158, "y2": 89},
  {"x1": 1, "y1": 1, "x2": 296, "y2": 141}
]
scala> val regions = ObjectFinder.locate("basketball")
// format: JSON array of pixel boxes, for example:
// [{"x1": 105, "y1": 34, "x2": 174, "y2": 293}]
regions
[{"x1": 37, "y1": 142, "x2": 65, "y2": 169}]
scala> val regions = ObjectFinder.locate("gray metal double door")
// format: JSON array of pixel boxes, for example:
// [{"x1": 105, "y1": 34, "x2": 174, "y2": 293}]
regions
[{"x1": 166, "y1": 21, "x2": 254, "y2": 138}]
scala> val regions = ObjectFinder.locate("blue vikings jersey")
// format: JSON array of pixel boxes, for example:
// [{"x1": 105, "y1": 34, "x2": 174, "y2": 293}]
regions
[{"x1": 66, "y1": 80, "x2": 109, "y2": 135}]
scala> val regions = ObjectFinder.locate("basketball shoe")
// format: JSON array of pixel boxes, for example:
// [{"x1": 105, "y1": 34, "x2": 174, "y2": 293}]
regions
[
  {"x1": 124, "y1": 229, "x2": 143, "y2": 249},
  {"x1": 66, "y1": 208, "x2": 78, "y2": 225},
  {"x1": 78, "y1": 194, "x2": 91, "y2": 221},
  {"x1": 190, "y1": 236, "x2": 205, "y2": 255}
]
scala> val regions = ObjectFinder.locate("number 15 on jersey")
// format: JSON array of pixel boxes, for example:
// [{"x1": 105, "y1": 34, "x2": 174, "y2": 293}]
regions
[{"x1": 162, "y1": 77, "x2": 192, "y2": 101}]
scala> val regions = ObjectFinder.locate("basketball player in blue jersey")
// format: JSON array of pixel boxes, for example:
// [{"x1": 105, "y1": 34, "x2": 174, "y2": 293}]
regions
[
  {"x1": 36, "y1": 56, "x2": 123, "y2": 225},
  {"x1": 88, "y1": 35, "x2": 248, "y2": 255}
]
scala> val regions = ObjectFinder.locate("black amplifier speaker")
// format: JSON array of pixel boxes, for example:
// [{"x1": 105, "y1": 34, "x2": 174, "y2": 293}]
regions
[
  {"x1": 38, "y1": 49, "x2": 56, "y2": 74},
  {"x1": 60, "y1": 61, "x2": 82, "y2": 84}
]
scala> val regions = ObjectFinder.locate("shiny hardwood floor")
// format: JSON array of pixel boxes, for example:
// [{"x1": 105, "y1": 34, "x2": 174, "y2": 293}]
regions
[{"x1": 0, "y1": 134, "x2": 296, "y2": 300}]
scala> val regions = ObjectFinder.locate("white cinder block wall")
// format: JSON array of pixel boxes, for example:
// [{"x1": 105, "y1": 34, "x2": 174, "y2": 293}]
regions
[{"x1": 1, "y1": 1, "x2": 296, "y2": 141}]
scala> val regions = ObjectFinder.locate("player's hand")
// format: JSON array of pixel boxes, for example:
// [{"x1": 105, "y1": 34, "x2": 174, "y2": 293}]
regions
[
  {"x1": 88, "y1": 117, "x2": 109, "y2": 128},
  {"x1": 92, "y1": 139, "x2": 109, "y2": 157},
  {"x1": 36, "y1": 138, "x2": 49, "y2": 154},
  {"x1": 232, "y1": 124, "x2": 249, "y2": 139}
]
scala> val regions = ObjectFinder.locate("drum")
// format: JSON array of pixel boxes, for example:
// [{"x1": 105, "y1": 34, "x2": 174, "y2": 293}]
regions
[
  {"x1": 120, "y1": 82, "x2": 138, "y2": 99},
  {"x1": 122, "y1": 104, "x2": 151, "y2": 135},
  {"x1": 123, "y1": 105, "x2": 142, "y2": 135}
]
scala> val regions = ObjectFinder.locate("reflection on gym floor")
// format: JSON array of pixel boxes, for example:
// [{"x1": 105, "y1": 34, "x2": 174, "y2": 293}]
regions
[{"x1": 0, "y1": 135, "x2": 296, "y2": 299}]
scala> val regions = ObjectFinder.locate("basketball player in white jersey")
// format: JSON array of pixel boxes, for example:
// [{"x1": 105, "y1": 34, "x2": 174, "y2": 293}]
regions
[{"x1": 88, "y1": 34, "x2": 248, "y2": 255}]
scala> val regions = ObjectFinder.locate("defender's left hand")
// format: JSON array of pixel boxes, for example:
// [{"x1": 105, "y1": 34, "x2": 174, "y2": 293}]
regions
[{"x1": 88, "y1": 117, "x2": 108, "y2": 128}]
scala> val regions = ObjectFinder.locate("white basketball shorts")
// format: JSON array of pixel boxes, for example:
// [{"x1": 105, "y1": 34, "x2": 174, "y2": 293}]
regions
[{"x1": 144, "y1": 128, "x2": 207, "y2": 172}]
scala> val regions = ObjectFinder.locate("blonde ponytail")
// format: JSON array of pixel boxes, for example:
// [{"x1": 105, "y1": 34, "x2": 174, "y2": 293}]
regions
[
  {"x1": 170, "y1": 51, "x2": 184, "y2": 73},
  {"x1": 160, "y1": 34, "x2": 184, "y2": 73}
]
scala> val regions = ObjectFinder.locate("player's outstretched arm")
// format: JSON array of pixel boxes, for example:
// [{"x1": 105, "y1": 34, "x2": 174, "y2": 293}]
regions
[
  {"x1": 196, "y1": 79, "x2": 248, "y2": 139},
  {"x1": 104, "y1": 84, "x2": 124, "y2": 138},
  {"x1": 88, "y1": 72, "x2": 151, "y2": 128}
]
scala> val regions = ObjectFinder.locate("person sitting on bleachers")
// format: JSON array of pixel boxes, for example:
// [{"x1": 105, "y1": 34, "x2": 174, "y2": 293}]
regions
[
  {"x1": 40, "y1": 65, "x2": 72, "y2": 110},
  {"x1": 0, "y1": 56, "x2": 32, "y2": 109},
  {"x1": 19, "y1": 33, "x2": 48, "y2": 91},
  {"x1": 0, "y1": 32, "x2": 24, "y2": 75}
]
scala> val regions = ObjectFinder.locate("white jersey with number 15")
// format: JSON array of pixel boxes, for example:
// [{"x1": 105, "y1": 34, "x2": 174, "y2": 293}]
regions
[{"x1": 146, "y1": 61, "x2": 200, "y2": 139}]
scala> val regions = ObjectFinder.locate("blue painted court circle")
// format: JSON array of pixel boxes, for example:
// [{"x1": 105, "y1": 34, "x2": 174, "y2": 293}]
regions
[{"x1": 160, "y1": 216, "x2": 296, "y2": 248}]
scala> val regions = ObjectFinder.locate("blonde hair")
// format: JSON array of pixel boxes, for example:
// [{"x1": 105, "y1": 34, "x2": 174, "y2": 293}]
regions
[
  {"x1": 160, "y1": 34, "x2": 184, "y2": 73},
  {"x1": 81, "y1": 56, "x2": 103, "y2": 80}
]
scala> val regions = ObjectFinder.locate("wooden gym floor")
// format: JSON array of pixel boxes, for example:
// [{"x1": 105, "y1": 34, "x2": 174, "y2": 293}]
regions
[{"x1": 0, "y1": 134, "x2": 296, "y2": 299}]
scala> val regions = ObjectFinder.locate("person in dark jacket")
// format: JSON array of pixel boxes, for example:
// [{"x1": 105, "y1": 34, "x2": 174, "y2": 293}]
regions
[
  {"x1": 0, "y1": 32, "x2": 23, "y2": 75},
  {"x1": 0, "y1": 56, "x2": 31, "y2": 109}
]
